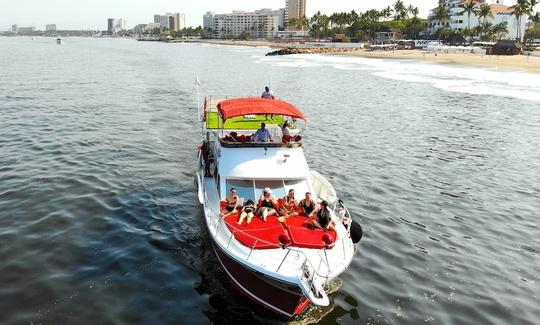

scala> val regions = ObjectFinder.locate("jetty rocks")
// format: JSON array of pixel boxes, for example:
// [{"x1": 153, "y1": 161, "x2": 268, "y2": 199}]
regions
[{"x1": 266, "y1": 47, "x2": 360, "y2": 56}]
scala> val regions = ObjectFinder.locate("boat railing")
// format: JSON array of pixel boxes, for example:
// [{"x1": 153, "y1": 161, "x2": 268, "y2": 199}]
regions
[{"x1": 204, "y1": 195, "x2": 337, "y2": 285}]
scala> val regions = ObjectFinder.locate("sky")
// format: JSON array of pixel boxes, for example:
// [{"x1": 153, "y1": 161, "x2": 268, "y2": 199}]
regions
[{"x1": 0, "y1": 0, "x2": 523, "y2": 31}]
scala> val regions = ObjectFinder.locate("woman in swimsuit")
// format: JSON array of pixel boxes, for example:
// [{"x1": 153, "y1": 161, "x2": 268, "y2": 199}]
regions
[
  {"x1": 222, "y1": 188, "x2": 239, "y2": 218},
  {"x1": 311, "y1": 200, "x2": 336, "y2": 231},
  {"x1": 237, "y1": 199, "x2": 256, "y2": 225},
  {"x1": 278, "y1": 189, "x2": 299, "y2": 221},
  {"x1": 299, "y1": 192, "x2": 316, "y2": 218},
  {"x1": 257, "y1": 188, "x2": 277, "y2": 222}
]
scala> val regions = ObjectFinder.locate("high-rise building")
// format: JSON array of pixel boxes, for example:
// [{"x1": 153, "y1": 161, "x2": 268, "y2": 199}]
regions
[
  {"x1": 203, "y1": 12, "x2": 215, "y2": 30},
  {"x1": 285, "y1": 0, "x2": 306, "y2": 28},
  {"x1": 154, "y1": 15, "x2": 161, "y2": 23},
  {"x1": 18, "y1": 26, "x2": 35, "y2": 34},
  {"x1": 46, "y1": 24, "x2": 56, "y2": 31},
  {"x1": 107, "y1": 18, "x2": 125, "y2": 35},
  {"x1": 173, "y1": 13, "x2": 186, "y2": 31},
  {"x1": 212, "y1": 9, "x2": 281, "y2": 39},
  {"x1": 11, "y1": 24, "x2": 18, "y2": 33},
  {"x1": 160, "y1": 15, "x2": 170, "y2": 30}
]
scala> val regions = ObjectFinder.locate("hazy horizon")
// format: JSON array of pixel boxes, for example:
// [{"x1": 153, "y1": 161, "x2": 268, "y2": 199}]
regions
[{"x1": 2, "y1": 0, "x2": 522, "y2": 31}]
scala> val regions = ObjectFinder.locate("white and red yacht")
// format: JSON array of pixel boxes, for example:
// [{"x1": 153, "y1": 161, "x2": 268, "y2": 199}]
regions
[{"x1": 196, "y1": 97, "x2": 362, "y2": 319}]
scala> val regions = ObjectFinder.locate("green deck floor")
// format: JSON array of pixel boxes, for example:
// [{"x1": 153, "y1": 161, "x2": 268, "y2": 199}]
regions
[{"x1": 205, "y1": 112, "x2": 285, "y2": 130}]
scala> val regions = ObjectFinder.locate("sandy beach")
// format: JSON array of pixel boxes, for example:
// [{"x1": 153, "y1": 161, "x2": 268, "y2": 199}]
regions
[
  {"x1": 332, "y1": 49, "x2": 540, "y2": 73},
  {"x1": 195, "y1": 39, "x2": 540, "y2": 73}
]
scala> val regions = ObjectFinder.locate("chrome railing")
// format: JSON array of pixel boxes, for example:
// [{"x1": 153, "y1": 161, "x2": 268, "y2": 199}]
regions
[{"x1": 203, "y1": 189, "x2": 339, "y2": 287}]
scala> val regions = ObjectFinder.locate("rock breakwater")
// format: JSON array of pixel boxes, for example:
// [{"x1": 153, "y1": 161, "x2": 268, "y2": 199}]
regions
[{"x1": 266, "y1": 47, "x2": 361, "y2": 56}]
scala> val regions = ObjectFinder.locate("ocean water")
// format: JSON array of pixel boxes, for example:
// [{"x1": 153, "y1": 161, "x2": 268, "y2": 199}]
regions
[{"x1": 0, "y1": 37, "x2": 539, "y2": 324}]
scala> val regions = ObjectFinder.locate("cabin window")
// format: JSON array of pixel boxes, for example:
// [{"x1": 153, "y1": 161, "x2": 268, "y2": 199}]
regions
[
  {"x1": 226, "y1": 179, "x2": 255, "y2": 201},
  {"x1": 255, "y1": 180, "x2": 286, "y2": 199},
  {"x1": 284, "y1": 179, "x2": 310, "y2": 201}
]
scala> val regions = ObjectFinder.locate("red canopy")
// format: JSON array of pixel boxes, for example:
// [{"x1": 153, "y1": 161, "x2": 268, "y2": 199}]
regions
[{"x1": 217, "y1": 98, "x2": 306, "y2": 121}]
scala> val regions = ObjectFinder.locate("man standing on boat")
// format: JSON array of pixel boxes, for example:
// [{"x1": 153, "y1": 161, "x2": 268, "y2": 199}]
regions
[
  {"x1": 261, "y1": 86, "x2": 275, "y2": 100},
  {"x1": 261, "y1": 86, "x2": 275, "y2": 119}
]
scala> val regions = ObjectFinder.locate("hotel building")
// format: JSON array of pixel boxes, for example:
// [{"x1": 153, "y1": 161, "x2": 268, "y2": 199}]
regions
[
  {"x1": 285, "y1": 0, "x2": 306, "y2": 28},
  {"x1": 427, "y1": 0, "x2": 527, "y2": 40},
  {"x1": 212, "y1": 9, "x2": 281, "y2": 39}
]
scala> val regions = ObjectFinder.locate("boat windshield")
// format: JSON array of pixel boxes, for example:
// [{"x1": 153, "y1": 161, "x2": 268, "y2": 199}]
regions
[{"x1": 225, "y1": 178, "x2": 310, "y2": 202}]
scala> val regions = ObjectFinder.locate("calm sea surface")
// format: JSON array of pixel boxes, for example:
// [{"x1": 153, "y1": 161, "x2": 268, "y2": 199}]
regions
[{"x1": 1, "y1": 37, "x2": 539, "y2": 324}]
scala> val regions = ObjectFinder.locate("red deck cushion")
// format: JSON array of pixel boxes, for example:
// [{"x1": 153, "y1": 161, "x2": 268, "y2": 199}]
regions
[
  {"x1": 282, "y1": 216, "x2": 337, "y2": 249},
  {"x1": 223, "y1": 215, "x2": 288, "y2": 249}
]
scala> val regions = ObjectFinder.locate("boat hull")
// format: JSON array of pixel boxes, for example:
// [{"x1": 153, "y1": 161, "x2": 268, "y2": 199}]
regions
[{"x1": 210, "y1": 236, "x2": 310, "y2": 319}]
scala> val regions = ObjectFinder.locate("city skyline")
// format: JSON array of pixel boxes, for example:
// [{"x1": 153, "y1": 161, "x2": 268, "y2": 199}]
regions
[{"x1": 1, "y1": 0, "x2": 471, "y2": 31}]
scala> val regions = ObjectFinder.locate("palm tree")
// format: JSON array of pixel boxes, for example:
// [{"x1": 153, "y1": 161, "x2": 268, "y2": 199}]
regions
[
  {"x1": 492, "y1": 22, "x2": 509, "y2": 40},
  {"x1": 381, "y1": 6, "x2": 393, "y2": 21},
  {"x1": 510, "y1": 0, "x2": 532, "y2": 41},
  {"x1": 433, "y1": 5, "x2": 451, "y2": 40},
  {"x1": 461, "y1": 0, "x2": 479, "y2": 30},
  {"x1": 393, "y1": 0, "x2": 407, "y2": 20},
  {"x1": 477, "y1": 3, "x2": 493, "y2": 40},
  {"x1": 477, "y1": 3, "x2": 493, "y2": 24}
]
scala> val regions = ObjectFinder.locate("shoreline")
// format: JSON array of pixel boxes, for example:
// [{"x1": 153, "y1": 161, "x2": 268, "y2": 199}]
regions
[
  {"x1": 329, "y1": 49, "x2": 540, "y2": 73},
  {"x1": 194, "y1": 39, "x2": 540, "y2": 73}
]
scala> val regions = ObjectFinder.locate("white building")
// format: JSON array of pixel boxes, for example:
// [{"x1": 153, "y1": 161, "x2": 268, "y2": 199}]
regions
[
  {"x1": 156, "y1": 13, "x2": 185, "y2": 31},
  {"x1": 45, "y1": 24, "x2": 56, "y2": 31},
  {"x1": 427, "y1": 0, "x2": 527, "y2": 40},
  {"x1": 212, "y1": 9, "x2": 280, "y2": 39},
  {"x1": 173, "y1": 13, "x2": 186, "y2": 31}
]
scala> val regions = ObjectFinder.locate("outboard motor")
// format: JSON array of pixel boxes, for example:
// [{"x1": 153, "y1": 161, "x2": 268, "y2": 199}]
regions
[{"x1": 338, "y1": 199, "x2": 363, "y2": 244}]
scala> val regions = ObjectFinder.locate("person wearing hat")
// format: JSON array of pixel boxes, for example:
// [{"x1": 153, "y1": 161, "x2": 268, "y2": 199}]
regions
[
  {"x1": 257, "y1": 188, "x2": 278, "y2": 222},
  {"x1": 281, "y1": 120, "x2": 291, "y2": 143}
]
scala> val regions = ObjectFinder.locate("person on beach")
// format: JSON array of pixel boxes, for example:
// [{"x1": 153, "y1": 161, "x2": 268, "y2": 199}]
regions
[
  {"x1": 278, "y1": 189, "x2": 299, "y2": 222},
  {"x1": 252, "y1": 122, "x2": 272, "y2": 142},
  {"x1": 237, "y1": 199, "x2": 256, "y2": 225},
  {"x1": 299, "y1": 192, "x2": 316, "y2": 218},
  {"x1": 257, "y1": 188, "x2": 277, "y2": 222},
  {"x1": 222, "y1": 188, "x2": 239, "y2": 218}
]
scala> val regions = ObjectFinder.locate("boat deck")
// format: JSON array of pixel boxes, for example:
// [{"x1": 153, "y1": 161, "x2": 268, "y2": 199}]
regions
[{"x1": 202, "y1": 175, "x2": 354, "y2": 282}]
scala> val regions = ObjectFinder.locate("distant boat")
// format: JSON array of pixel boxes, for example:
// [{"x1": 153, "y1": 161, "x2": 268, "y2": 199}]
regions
[
  {"x1": 56, "y1": 37, "x2": 63, "y2": 45},
  {"x1": 31, "y1": 37, "x2": 35, "y2": 40}
]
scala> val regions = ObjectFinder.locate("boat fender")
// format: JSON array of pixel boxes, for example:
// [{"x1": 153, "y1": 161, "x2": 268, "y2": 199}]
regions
[
  {"x1": 350, "y1": 220, "x2": 363, "y2": 243},
  {"x1": 278, "y1": 233, "x2": 291, "y2": 248}
]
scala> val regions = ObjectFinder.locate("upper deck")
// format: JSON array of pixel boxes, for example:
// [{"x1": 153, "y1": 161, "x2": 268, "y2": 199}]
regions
[{"x1": 202, "y1": 96, "x2": 306, "y2": 148}]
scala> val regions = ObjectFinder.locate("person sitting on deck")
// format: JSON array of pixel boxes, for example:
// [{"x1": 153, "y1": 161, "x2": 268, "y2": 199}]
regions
[
  {"x1": 237, "y1": 199, "x2": 256, "y2": 225},
  {"x1": 224, "y1": 131, "x2": 239, "y2": 142},
  {"x1": 257, "y1": 188, "x2": 278, "y2": 222},
  {"x1": 299, "y1": 192, "x2": 316, "y2": 218},
  {"x1": 278, "y1": 189, "x2": 299, "y2": 222},
  {"x1": 309, "y1": 200, "x2": 336, "y2": 231},
  {"x1": 222, "y1": 188, "x2": 239, "y2": 218},
  {"x1": 251, "y1": 122, "x2": 272, "y2": 142},
  {"x1": 281, "y1": 121, "x2": 291, "y2": 143}
]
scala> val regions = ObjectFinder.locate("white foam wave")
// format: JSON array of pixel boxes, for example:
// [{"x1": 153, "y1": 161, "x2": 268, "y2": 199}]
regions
[{"x1": 259, "y1": 53, "x2": 540, "y2": 102}]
